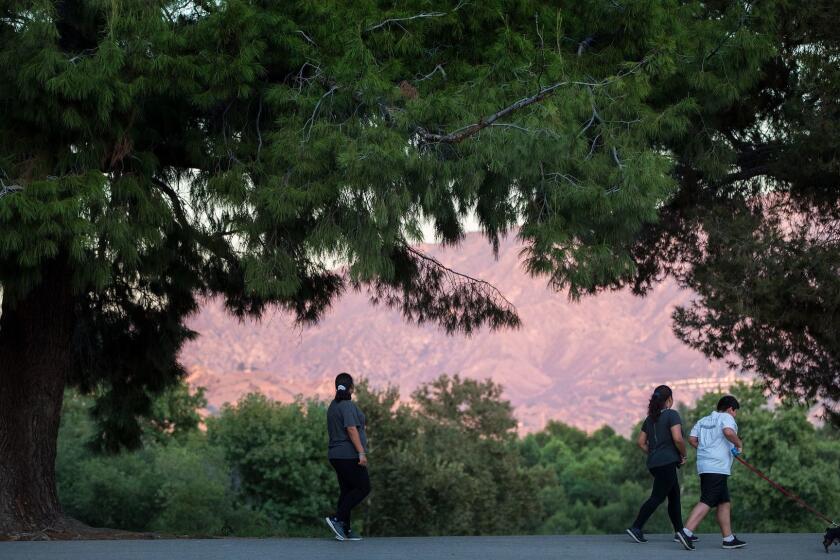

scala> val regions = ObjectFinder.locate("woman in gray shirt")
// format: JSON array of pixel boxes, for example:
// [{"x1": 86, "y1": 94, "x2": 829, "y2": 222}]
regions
[
  {"x1": 626, "y1": 385, "x2": 694, "y2": 550},
  {"x1": 324, "y1": 372, "x2": 370, "y2": 541}
]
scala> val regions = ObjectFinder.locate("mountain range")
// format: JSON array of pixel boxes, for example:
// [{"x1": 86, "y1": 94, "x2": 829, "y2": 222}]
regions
[{"x1": 182, "y1": 232, "x2": 739, "y2": 434}]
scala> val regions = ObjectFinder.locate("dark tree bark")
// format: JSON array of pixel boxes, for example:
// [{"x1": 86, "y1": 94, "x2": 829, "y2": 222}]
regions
[{"x1": 0, "y1": 257, "x2": 75, "y2": 534}]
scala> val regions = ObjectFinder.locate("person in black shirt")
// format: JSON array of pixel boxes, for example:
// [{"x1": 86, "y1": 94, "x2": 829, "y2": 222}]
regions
[
  {"x1": 324, "y1": 372, "x2": 370, "y2": 542},
  {"x1": 626, "y1": 385, "x2": 694, "y2": 551}
]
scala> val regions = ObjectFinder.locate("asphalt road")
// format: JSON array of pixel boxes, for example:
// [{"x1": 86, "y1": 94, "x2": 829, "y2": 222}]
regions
[{"x1": 0, "y1": 533, "x2": 832, "y2": 560}]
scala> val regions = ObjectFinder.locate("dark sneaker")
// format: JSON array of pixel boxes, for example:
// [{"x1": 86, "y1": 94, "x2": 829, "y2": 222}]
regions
[
  {"x1": 626, "y1": 527, "x2": 648, "y2": 543},
  {"x1": 324, "y1": 516, "x2": 346, "y2": 541},
  {"x1": 676, "y1": 530, "x2": 696, "y2": 551},
  {"x1": 344, "y1": 527, "x2": 362, "y2": 541},
  {"x1": 674, "y1": 532, "x2": 699, "y2": 543},
  {"x1": 722, "y1": 536, "x2": 747, "y2": 549}
]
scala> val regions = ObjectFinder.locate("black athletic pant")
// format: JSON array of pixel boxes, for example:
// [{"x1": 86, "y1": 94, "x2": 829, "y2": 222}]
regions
[
  {"x1": 330, "y1": 458, "x2": 371, "y2": 525},
  {"x1": 632, "y1": 462, "x2": 683, "y2": 531}
]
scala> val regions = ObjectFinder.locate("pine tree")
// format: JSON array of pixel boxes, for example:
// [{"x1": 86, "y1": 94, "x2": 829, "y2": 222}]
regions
[
  {"x1": 0, "y1": 0, "x2": 770, "y2": 533},
  {"x1": 611, "y1": 0, "x2": 840, "y2": 423}
]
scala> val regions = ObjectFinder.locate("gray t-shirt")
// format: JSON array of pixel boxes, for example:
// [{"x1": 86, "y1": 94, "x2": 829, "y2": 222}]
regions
[
  {"x1": 642, "y1": 408, "x2": 683, "y2": 469},
  {"x1": 327, "y1": 399, "x2": 368, "y2": 460}
]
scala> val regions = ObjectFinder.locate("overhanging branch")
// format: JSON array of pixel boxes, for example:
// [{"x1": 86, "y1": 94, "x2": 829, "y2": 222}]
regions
[
  {"x1": 365, "y1": 1, "x2": 466, "y2": 32},
  {"x1": 363, "y1": 242, "x2": 521, "y2": 334},
  {"x1": 418, "y1": 57, "x2": 650, "y2": 145},
  {"x1": 403, "y1": 244, "x2": 517, "y2": 311},
  {"x1": 151, "y1": 177, "x2": 190, "y2": 229},
  {"x1": 0, "y1": 183, "x2": 23, "y2": 198},
  {"x1": 151, "y1": 176, "x2": 243, "y2": 269}
]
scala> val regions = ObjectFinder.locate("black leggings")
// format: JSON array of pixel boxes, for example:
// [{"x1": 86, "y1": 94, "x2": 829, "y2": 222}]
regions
[
  {"x1": 632, "y1": 462, "x2": 683, "y2": 531},
  {"x1": 330, "y1": 458, "x2": 371, "y2": 525}
]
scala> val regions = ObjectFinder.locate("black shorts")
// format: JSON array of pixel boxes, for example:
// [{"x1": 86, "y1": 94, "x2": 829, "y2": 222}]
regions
[{"x1": 700, "y1": 473, "x2": 731, "y2": 507}]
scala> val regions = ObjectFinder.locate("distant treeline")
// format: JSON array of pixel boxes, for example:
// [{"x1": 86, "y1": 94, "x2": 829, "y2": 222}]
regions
[{"x1": 56, "y1": 376, "x2": 840, "y2": 537}]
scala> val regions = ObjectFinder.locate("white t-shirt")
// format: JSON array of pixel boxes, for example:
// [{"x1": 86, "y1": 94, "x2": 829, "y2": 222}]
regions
[{"x1": 690, "y1": 411, "x2": 738, "y2": 475}]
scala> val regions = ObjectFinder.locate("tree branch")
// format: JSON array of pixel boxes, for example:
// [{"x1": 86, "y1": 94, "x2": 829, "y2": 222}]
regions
[
  {"x1": 365, "y1": 1, "x2": 466, "y2": 33},
  {"x1": 701, "y1": 7, "x2": 748, "y2": 70},
  {"x1": 419, "y1": 57, "x2": 649, "y2": 145},
  {"x1": 488, "y1": 122, "x2": 561, "y2": 140},
  {"x1": 302, "y1": 85, "x2": 338, "y2": 142},
  {"x1": 296, "y1": 29, "x2": 316, "y2": 46},
  {"x1": 720, "y1": 165, "x2": 771, "y2": 185},
  {"x1": 0, "y1": 180, "x2": 23, "y2": 198},
  {"x1": 363, "y1": 242, "x2": 521, "y2": 334},
  {"x1": 366, "y1": 11, "x2": 446, "y2": 32},
  {"x1": 151, "y1": 177, "x2": 191, "y2": 229},
  {"x1": 403, "y1": 244, "x2": 517, "y2": 310},
  {"x1": 255, "y1": 95, "x2": 263, "y2": 159},
  {"x1": 151, "y1": 177, "x2": 243, "y2": 267},
  {"x1": 612, "y1": 146, "x2": 624, "y2": 169},
  {"x1": 415, "y1": 64, "x2": 447, "y2": 82}
]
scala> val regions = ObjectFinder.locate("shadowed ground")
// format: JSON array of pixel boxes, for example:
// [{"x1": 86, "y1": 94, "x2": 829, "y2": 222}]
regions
[{"x1": 0, "y1": 533, "x2": 833, "y2": 560}]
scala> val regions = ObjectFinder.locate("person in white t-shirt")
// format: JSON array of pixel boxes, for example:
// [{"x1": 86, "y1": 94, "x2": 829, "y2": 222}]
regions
[{"x1": 683, "y1": 395, "x2": 747, "y2": 550}]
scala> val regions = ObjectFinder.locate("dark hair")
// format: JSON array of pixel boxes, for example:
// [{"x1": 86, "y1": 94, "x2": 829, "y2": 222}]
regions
[
  {"x1": 716, "y1": 395, "x2": 740, "y2": 412},
  {"x1": 647, "y1": 385, "x2": 673, "y2": 422},
  {"x1": 335, "y1": 372, "x2": 354, "y2": 401}
]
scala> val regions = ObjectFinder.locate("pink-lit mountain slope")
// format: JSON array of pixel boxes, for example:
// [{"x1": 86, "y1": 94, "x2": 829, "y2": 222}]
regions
[{"x1": 182, "y1": 233, "x2": 739, "y2": 434}]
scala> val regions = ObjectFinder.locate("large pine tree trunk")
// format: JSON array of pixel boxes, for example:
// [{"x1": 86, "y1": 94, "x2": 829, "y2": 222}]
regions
[{"x1": 0, "y1": 258, "x2": 75, "y2": 534}]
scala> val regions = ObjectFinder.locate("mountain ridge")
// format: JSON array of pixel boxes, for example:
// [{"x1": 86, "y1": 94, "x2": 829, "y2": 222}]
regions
[{"x1": 182, "y1": 232, "x2": 738, "y2": 434}]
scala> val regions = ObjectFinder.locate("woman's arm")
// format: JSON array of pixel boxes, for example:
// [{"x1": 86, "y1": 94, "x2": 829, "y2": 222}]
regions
[
  {"x1": 637, "y1": 430, "x2": 649, "y2": 454},
  {"x1": 670, "y1": 424, "x2": 687, "y2": 462},
  {"x1": 346, "y1": 426, "x2": 368, "y2": 467}
]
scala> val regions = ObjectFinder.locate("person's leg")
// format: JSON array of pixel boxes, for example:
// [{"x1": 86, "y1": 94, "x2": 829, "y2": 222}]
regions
[
  {"x1": 331, "y1": 459, "x2": 351, "y2": 508},
  {"x1": 687, "y1": 473, "x2": 719, "y2": 533},
  {"x1": 342, "y1": 464, "x2": 371, "y2": 519},
  {"x1": 331, "y1": 459, "x2": 359, "y2": 525},
  {"x1": 684, "y1": 502, "x2": 711, "y2": 532},
  {"x1": 335, "y1": 462, "x2": 371, "y2": 526},
  {"x1": 716, "y1": 502, "x2": 732, "y2": 537},
  {"x1": 632, "y1": 465, "x2": 672, "y2": 530},
  {"x1": 716, "y1": 476, "x2": 733, "y2": 539},
  {"x1": 326, "y1": 459, "x2": 352, "y2": 539},
  {"x1": 665, "y1": 470, "x2": 683, "y2": 532},
  {"x1": 718, "y1": 484, "x2": 745, "y2": 548}
]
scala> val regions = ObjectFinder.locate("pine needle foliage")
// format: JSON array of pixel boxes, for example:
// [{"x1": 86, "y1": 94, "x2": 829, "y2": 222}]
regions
[
  {"x1": 605, "y1": 1, "x2": 840, "y2": 422},
  {"x1": 0, "y1": 1, "x2": 797, "y2": 444}
]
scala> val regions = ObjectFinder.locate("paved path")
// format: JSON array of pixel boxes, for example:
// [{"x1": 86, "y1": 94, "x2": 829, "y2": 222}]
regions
[{"x1": 0, "y1": 533, "x2": 831, "y2": 560}]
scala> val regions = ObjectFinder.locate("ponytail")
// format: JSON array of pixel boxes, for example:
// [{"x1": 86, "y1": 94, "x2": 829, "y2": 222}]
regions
[
  {"x1": 335, "y1": 372, "x2": 353, "y2": 401},
  {"x1": 647, "y1": 385, "x2": 672, "y2": 422}
]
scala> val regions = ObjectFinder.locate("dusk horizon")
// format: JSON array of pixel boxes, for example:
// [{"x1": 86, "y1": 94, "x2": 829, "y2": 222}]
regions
[{"x1": 183, "y1": 231, "x2": 740, "y2": 435}]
